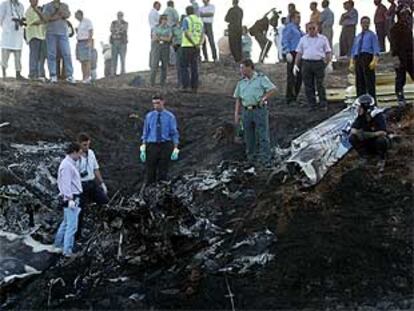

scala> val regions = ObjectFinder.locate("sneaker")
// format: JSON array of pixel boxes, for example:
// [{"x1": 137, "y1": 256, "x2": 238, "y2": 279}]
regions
[
  {"x1": 37, "y1": 77, "x2": 46, "y2": 83},
  {"x1": 50, "y1": 76, "x2": 58, "y2": 83},
  {"x1": 51, "y1": 246, "x2": 63, "y2": 254},
  {"x1": 81, "y1": 78, "x2": 91, "y2": 84},
  {"x1": 66, "y1": 76, "x2": 76, "y2": 84}
]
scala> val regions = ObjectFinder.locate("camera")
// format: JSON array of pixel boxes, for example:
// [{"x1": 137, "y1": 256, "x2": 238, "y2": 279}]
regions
[
  {"x1": 12, "y1": 17, "x2": 26, "y2": 31},
  {"x1": 80, "y1": 171, "x2": 88, "y2": 178}
]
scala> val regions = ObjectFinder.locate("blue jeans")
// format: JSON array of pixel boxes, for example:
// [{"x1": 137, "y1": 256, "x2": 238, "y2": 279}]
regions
[
  {"x1": 181, "y1": 47, "x2": 199, "y2": 90},
  {"x1": 111, "y1": 41, "x2": 127, "y2": 75},
  {"x1": 29, "y1": 38, "x2": 43, "y2": 78},
  {"x1": 46, "y1": 33, "x2": 73, "y2": 78},
  {"x1": 54, "y1": 204, "x2": 81, "y2": 255},
  {"x1": 242, "y1": 106, "x2": 271, "y2": 164}
]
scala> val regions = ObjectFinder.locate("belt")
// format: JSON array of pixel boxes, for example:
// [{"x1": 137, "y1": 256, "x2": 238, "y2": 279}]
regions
[
  {"x1": 303, "y1": 59, "x2": 324, "y2": 62},
  {"x1": 77, "y1": 39, "x2": 90, "y2": 42},
  {"x1": 243, "y1": 104, "x2": 267, "y2": 110}
]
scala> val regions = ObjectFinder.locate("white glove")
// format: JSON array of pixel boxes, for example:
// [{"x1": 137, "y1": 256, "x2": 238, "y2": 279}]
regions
[
  {"x1": 286, "y1": 53, "x2": 293, "y2": 63},
  {"x1": 325, "y1": 63, "x2": 333, "y2": 74},
  {"x1": 293, "y1": 64, "x2": 300, "y2": 76},
  {"x1": 68, "y1": 200, "x2": 76, "y2": 209},
  {"x1": 101, "y1": 183, "x2": 108, "y2": 194}
]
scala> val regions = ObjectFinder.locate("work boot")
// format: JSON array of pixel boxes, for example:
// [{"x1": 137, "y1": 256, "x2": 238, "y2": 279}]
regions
[{"x1": 16, "y1": 71, "x2": 26, "y2": 81}]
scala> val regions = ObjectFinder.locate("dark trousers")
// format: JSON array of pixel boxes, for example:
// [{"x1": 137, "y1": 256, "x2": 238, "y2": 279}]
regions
[
  {"x1": 302, "y1": 60, "x2": 327, "y2": 107},
  {"x1": 228, "y1": 28, "x2": 242, "y2": 62},
  {"x1": 202, "y1": 23, "x2": 217, "y2": 61},
  {"x1": 286, "y1": 51, "x2": 302, "y2": 103},
  {"x1": 254, "y1": 31, "x2": 272, "y2": 63},
  {"x1": 340, "y1": 25, "x2": 356, "y2": 56},
  {"x1": 349, "y1": 134, "x2": 389, "y2": 160},
  {"x1": 104, "y1": 59, "x2": 111, "y2": 77},
  {"x1": 76, "y1": 180, "x2": 109, "y2": 239},
  {"x1": 174, "y1": 45, "x2": 183, "y2": 87},
  {"x1": 355, "y1": 53, "x2": 376, "y2": 100},
  {"x1": 375, "y1": 22, "x2": 387, "y2": 52},
  {"x1": 146, "y1": 142, "x2": 174, "y2": 184},
  {"x1": 395, "y1": 67, "x2": 407, "y2": 100},
  {"x1": 181, "y1": 47, "x2": 199, "y2": 90}
]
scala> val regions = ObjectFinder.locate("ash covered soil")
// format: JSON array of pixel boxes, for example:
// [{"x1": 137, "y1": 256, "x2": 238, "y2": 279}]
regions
[{"x1": 0, "y1": 63, "x2": 413, "y2": 310}]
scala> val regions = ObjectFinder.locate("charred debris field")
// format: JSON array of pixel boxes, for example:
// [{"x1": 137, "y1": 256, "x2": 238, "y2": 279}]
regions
[{"x1": 0, "y1": 68, "x2": 413, "y2": 310}]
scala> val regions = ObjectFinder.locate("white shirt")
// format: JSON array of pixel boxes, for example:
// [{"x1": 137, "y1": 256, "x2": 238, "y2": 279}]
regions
[
  {"x1": 77, "y1": 17, "x2": 93, "y2": 41},
  {"x1": 199, "y1": 4, "x2": 215, "y2": 24},
  {"x1": 0, "y1": 0, "x2": 24, "y2": 50},
  {"x1": 296, "y1": 34, "x2": 331, "y2": 61},
  {"x1": 148, "y1": 8, "x2": 159, "y2": 30},
  {"x1": 58, "y1": 155, "x2": 83, "y2": 200},
  {"x1": 76, "y1": 149, "x2": 99, "y2": 182}
]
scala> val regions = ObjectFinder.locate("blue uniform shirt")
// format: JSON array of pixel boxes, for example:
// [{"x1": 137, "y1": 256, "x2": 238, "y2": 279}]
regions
[
  {"x1": 142, "y1": 109, "x2": 179, "y2": 145},
  {"x1": 351, "y1": 30, "x2": 380, "y2": 58},
  {"x1": 234, "y1": 72, "x2": 276, "y2": 107},
  {"x1": 282, "y1": 22, "x2": 304, "y2": 54}
]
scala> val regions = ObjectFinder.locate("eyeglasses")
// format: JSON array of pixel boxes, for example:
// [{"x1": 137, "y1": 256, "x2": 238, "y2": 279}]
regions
[{"x1": 308, "y1": 27, "x2": 316, "y2": 30}]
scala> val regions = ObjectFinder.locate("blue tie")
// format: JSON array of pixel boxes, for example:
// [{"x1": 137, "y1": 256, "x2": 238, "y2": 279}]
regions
[
  {"x1": 358, "y1": 31, "x2": 365, "y2": 55},
  {"x1": 156, "y1": 112, "x2": 162, "y2": 142}
]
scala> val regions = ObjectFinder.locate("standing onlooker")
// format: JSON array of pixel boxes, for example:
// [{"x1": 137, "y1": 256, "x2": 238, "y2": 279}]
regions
[
  {"x1": 150, "y1": 14, "x2": 172, "y2": 87},
  {"x1": 181, "y1": 5, "x2": 203, "y2": 93},
  {"x1": 241, "y1": 26, "x2": 252, "y2": 60},
  {"x1": 233, "y1": 59, "x2": 277, "y2": 166},
  {"x1": 374, "y1": 0, "x2": 388, "y2": 52},
  {"x1": 282, "y1": 11, "x2": 304, "y2": 105},
  {"x1": 349, "y1": 16, "x2": 380, "y2": 100},
  {"x1": 191, "y1": 0, "x2": 200, "y2": 16},
  {"x1": 320, "y1": 0, "x2": 334, "y2": 48},
  {"x1": 140, "y1": 95, "x2": 180, "y2": 184},
  {"x1": 339, "y1": 0, "x2": 358, "y2": 57},
  {"x1": 309, "y1": 2, "x2": 321, "y2": 25},
  {"x1": 25, "y1": 0, "x2": 46, "y2": 80},
  {"x1": 275, "y1": 17, "x2": 286, "y2": 62},
  {"x1": 225, "y1": 0, "x2": 243, "y2": 63},
  {"x1": 200, "y1": 0, "x2": 217, "y2": 62},
  {"x1": 0, "y1": 0, "x2": 25, "y2": 79},
  {"x1": 389, "y1": 6, "x2": 414, "y2": 106},
  {"x1": 110, "y1": 11, "x2": 128, "y2": 75},
  {"x1": 164, "y1": 1, "x2": 178, "y2": 27},
  {"x1": 101, "y1": 42, "x2": 111, "y2": 78},
  {"x1": 294, "y1": 22, "x2": 332, "y2": 110},
  {"x1": 90, "y1": 41, "x2": 97, "y2": 82},
  {"x1": 75, "y1": 10, "x2": 93, "y2": 83},
  {"x1": 286, "y1": 3, "x2": 297, "y2": 23},
  {"x1": 386, "y1": 0, "x2": 397, "y2": 37},
  {"x1": 42, "y1": 0, "x2": 74, "y2": 83},
  {"x1": 149, "y1": 1, "x2": 161, "y2": 32},
  {"x1": 54, "y1": 142, "x2": 83, "y2": 258},
  {"x1": 172, "y1": 18, "x2": 183, "y2": 87}
]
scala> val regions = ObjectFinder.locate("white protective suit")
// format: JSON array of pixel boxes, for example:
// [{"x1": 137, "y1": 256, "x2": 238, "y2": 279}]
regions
[{"x1": 0, "y1": 0, "x2": 24, "y2": 50}]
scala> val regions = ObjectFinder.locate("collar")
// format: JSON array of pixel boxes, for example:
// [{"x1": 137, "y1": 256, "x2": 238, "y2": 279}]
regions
[
  {"x1": 65, "y1": 155, "x2": 76, "y2": 164},
  {"x1": 243, "y1": 72, "x2": 257, "y2": 81}
]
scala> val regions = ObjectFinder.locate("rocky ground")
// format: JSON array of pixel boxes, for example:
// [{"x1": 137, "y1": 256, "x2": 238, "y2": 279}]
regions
[{"x1": 0, "y1": 62, "x2": 413, "y2": 310}]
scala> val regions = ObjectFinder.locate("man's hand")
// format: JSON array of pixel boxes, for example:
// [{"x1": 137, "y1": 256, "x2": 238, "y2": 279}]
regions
[
  {"x1": 171, "y1": 148, "x2": 180, "y2": 161},
  {"x1": 68, "y1": 200, "x2": 76, "y2": 209},
  {"x1": 234, "y1": 113, "x2": 240, "y2": 125},
  {"x1": 293, "y1": 64, "x2": 300, "y2": 76},
  {"x1": 286, "y1": 52, "x2": 293, "y2": 63},
  {"x1": 369, "y1": 56, "x2": 379, "y2": 70},
  {"x1": 348, "y1": 59, "x2": 355, "y2": 72},
  {"x1": 140, "y1": 144, "x2": 146, "y2": 163},
  {"x1": 101, "y1": 183, "x2": 108, "y2": 195}
]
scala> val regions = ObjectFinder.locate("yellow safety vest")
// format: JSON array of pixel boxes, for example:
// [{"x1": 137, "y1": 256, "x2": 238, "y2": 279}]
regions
[{"x1": 181, "y1": 15, "x2": 203, "y2": 48}]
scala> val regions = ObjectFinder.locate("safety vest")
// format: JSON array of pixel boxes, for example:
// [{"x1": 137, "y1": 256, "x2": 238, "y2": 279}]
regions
[{"x1": 181, "y1": 14, "x2": 203, "y2": 48}]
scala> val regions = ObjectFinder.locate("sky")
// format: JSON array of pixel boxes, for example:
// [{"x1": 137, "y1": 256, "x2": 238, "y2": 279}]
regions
[{"x1": 6, "y1": 0, "x2": 378, "y2": 79}]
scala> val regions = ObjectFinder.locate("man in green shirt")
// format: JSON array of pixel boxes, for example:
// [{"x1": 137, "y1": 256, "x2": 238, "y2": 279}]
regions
[
  {"x1": 234, "y1": 59, "x2": 277, "y2": 166},
  {"x1": 25, "y1": 0, "x2": 46, "y2": 80},
  {"x1": 150, "y1": 14, "x2": 172, "y2": 87}
]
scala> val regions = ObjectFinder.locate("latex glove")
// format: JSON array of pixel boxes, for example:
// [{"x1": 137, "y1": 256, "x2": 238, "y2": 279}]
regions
[
  {"x1": 140, "y1": 144, "x2": 146, "y2": 163},
  {"x1": 68, "y1": 200, "x2": 76, "y2": 209},
  {"x1": 325, "y1": 62, "x2": 333, "y2": 74},
  {"x1": 369, "y1": 56, "x2": 379, "y2": 70},
  {"x1": 348, "y1": 59, "x2": 355, "y2": 72},
  {"x1": 293, "y1": 64, "x2": 300, "y2": 76},
  {"x1": 285, "y1": 52, "x2": 293, "y2": 63},
  {"x1": 171, "y1": 148, "x2": 180, "y2": 161},
  {"x1": 101, "y1": 183, "x2": 108, "y2": 194}
]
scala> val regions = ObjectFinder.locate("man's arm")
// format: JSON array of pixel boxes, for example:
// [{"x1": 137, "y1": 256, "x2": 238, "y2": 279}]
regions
[
  {"x1": 234, "y1": 98, "x2": 241, "y2": 124},
  {"x1": 59, "y1": 167, "x2": 74, "y2": 200},
  {"x1": 94, "y1": 169, "x2": 104, "y2": 185},
  {"x1": 170, "y1": 115, "x2": 180, "y2": 148}
]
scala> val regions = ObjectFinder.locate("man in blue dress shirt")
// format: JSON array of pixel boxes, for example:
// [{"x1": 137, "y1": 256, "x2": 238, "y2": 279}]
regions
[
  {"x1": 349, "y1": 16, "x2": 380, "y2": 101},
  {"x1": 140, "y1": 95, "x2": 180, "y2": 184},
  {"x1": 282, "y1": 11, "x2": 304, "y2": 105}
]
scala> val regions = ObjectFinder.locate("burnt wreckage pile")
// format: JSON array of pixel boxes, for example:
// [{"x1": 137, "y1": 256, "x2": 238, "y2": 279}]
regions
[{"x1": 0, "y1": 142, "x2": 276, "y2": 308}]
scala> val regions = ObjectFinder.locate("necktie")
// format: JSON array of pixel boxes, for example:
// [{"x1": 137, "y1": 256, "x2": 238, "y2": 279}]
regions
[
  {"x1": 357, "y1": 31, "x2": 365, "y2": 55},
  {"x1": 156, "y1": 112, "x2": 162, "y2": 142}
]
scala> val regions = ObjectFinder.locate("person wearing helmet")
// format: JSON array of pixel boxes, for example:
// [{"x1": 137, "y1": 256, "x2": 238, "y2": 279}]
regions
[{"x1": 349, "y1": 94, "x2": 389, "y2": 171}]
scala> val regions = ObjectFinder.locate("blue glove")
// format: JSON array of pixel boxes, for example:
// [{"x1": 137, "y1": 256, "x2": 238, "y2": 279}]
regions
[
  {"x1": 140, "y1": 145, "x2": 146, "y2": 163},
  {"x1": 171, "y1": 148, "x2": 180, "y2": 161}
]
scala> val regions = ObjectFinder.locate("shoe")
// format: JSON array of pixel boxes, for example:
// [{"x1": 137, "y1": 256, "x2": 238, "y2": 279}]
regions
[
  {"x1": 51, "y1": 246, "x2": 63, "y2": 254},
  {"x1": 82, "y1": 78, "x2": 91, "y2": 84},
  {"x1": 63, "y1": 252, "x2": 81, "y2": 259},
  {"x1": 37, "y1": 77, "x2": 46, "y2": 83},
  {"x1": 66, "y1": 76, "x2": 76, "y2": 84},
  {"x1": 16, "y1": 71, "x2": 26, "y2": 81},
  {"x1": 50, "y1": 76, "x2": 58, "y2": 83}
]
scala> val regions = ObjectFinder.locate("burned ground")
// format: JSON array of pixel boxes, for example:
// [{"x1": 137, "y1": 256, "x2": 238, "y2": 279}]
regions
[{"x1": 0, "y1": 64, "x2": 413, "y2": 310}]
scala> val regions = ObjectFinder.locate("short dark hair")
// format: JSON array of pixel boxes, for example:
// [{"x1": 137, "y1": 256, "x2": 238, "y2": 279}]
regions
[
  {"x1": 167, "y1": 0, "x2": 174, "y2": 7},
  {"x1": 66, "y1": 142, "x2": 81, "y2": 154},
  {"x1": 78, "y1": 133, "x2": 91, "y2": 143},
  {"x1": 288, "y1": 3, "x2": 296, "y2": 9},
  {"x1": 153, "y1": 1, "x2": 160, "y2": 8},
  {"x1": 75, "y1": 10, "x2": 83, "y2": 16},
  {"x1": 233, "y1": 0, "x2": 239, "y2": 5},
  {"x1": 310, "y1": 2, "x2": 317, "y2": 7},
  {"x1": 361, "y1": 16, "x2": 370, "y2": 23},
  {"x1": 152, "y1": 94, "x2": 164, "y2": 101},
  {"x1": 186, "y1": 5, "x2": 194, "y2": 15},
  {"x1": 241, "y1": 59, "x2": 255, "y2": 69}
]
